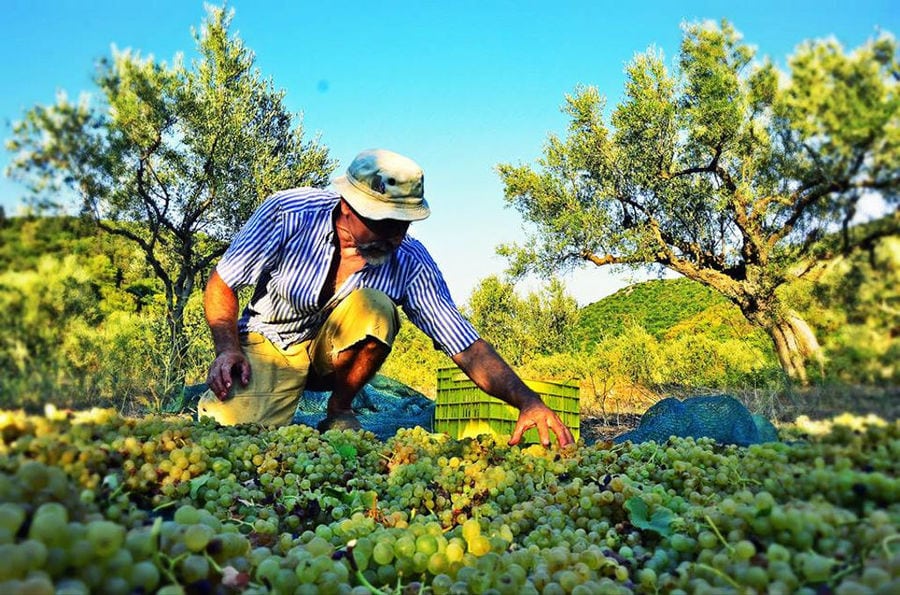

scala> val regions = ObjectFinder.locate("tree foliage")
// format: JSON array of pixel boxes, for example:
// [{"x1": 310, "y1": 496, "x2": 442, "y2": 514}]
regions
[
  {"x1": 785, "y1": 235, "x2": 900, "y2": 384},
  {"x1": 464, "y1": 276, "x2": 580, "y2": 366},
  {"x1": 6, "y1": 5, "x2": 335, "y2": 392},
  {"x1": 380, "y1": 312, "x2": 454, "y2": 397},
  {"x1": 0, "y1": 217, "x2": 214, "y2": 410},
  {"x1": 498, "y1": 21, "x2": 899, "y2": 384}
]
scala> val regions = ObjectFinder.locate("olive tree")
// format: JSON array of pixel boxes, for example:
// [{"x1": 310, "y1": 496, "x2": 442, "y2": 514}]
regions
[
  {"x1": 465, "y1": 276, "x2": 579, "y2": 366},
  {"x1": 7, "y1": 6, "x2": 336, "y2": 388},
  {"x1": 498, "y1": 21, "x2": 898, "y2": 384}
]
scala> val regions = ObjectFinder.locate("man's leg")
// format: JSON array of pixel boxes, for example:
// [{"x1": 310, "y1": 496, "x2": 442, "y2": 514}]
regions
[
  {"x1": 197, "y1": 333, "x2": 310, "y2": 426},
  {"x1": 327, "y1": 339, "x2": 391, "y2": 416},
  {"x1": 309, "y1": 288, "x2": 400, "y2": 430}
]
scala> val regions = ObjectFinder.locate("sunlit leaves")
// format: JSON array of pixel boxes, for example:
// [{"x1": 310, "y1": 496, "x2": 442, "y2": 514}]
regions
[
  {"x1": 5, "y1": 93, "x2": 103, "y2": 212},
  {"x1": 7, "y1": 5, "x2": 336, "y2": 393},
  {"x1": 678, "y1": 20, "x2": 751, "y2": 153},
  {"x1": 499, "y1": 21, "x2": 897, "y2": 276},
  {"x1": 497, "y1": 20, "x2": 897, "y2": 382},
  {"x1": 464, "y1": 276, "x2": 579, "y2": 366}
]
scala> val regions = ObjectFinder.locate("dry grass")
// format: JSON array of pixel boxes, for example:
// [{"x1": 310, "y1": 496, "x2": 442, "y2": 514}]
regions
[
  {"x1": 770, "y1": 383, "x2": 900, "y2": 422},
  {"x1": 577, "y1": 381, "x2": 899, "y2": 444}
]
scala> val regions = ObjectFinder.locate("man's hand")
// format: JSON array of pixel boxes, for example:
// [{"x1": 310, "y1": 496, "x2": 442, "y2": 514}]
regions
[
  {"x1": 509, "y1": 397, "x2": 575, "y2": 448},
  {"x1": 452, "y1": 339, "x2": 576, "y2": 450},
  {"x1": 206, "y1": 350, "x2": 251, "y2": 400}
]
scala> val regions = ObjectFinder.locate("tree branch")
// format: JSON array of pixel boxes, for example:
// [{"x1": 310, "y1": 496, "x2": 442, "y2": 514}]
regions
[
  {"x1": 644, "y1": 218, "x2": 746, "y2": 299},
  {"x1": 197, "y1": 245, "x2": 229, "y2": 271},
  {"x1": 768, "y1": 180, "x2": 845, "y2": 250},
  {"x1": 667, "y1": 143, "x2": 725, "y2": 181},
  {"x1": 133, "y1": 133, "x2": 177, "y2": 245},
  {"x1": 580, "y1": 252, "x2": 626, "y2": 266},
  {"x1": 138, "y1": 141, "x2": 179, "y2": 238},
  {"x1": 185, "y1": 128, "x2": 223, "y2": 230},
  {"x1": 97, "y1": 219, "x2": 173, "y2": 292}
]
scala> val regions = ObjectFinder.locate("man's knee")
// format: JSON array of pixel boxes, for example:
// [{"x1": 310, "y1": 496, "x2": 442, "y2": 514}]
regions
[
  {"x1": 354, "y1": 336, "x2": 391, "y2": 358},
  {"x1": 345, "y1": 288, "x2": 398, "y2": 318},
  {"x1": 334, "y1": 289, "x2": 400, "y2": 344}
]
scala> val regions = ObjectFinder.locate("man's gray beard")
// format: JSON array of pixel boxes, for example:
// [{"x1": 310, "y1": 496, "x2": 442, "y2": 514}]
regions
[{"x1": 357, "y1": 246, "x2": 391, "y2": 266}]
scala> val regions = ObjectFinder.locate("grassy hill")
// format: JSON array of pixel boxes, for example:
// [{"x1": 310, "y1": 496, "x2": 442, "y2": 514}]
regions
[
  {"x1": 572, "y1": 231, "x2": 898, "y2": 389},
  {"x1": 575, "y1": 277, "x2": 728, "y2": 344},
  {"x1": 0, "y1": 215, "x2": 101, "y2": 271}
]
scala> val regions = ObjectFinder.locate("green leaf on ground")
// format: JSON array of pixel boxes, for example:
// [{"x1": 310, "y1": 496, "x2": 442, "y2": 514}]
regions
[
  {"x1": 189, "y1": 474, "x2": 210, "y2": 499},
  {"x1": 625, "y1": 496, "x2": 675, "y2": 536}
]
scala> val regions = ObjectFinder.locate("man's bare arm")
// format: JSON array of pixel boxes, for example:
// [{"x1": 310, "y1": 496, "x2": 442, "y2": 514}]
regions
[
  {"x1": 204, "y1": 271, "x2": 250, "y2": 399},
  {"x1": 451, "y1": 339, "x2": 575, "y2": 448}
]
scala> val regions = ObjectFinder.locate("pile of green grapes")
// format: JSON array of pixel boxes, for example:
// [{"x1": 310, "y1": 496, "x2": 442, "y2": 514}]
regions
[{"x1": 0, "y1": 407, "x2": 897, "y2": 594}]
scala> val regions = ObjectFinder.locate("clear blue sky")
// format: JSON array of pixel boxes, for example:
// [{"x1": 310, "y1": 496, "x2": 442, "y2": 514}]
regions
[{"x1": 2, "y1": 1, "x2": 896, "y2": 305}]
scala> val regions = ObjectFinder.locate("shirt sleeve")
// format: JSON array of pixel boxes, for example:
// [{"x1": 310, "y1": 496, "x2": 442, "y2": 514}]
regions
[
  {"x1": 402, "y1": 260, "x2": 480, "y2": 356},
  {"x1": 216, "y1": 193, "x2": 285, "y2": 290}
]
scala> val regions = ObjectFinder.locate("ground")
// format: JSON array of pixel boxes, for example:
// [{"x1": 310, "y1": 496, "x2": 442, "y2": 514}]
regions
[
  {"x1": 579, "y1": 413, "x2": 641, "y2": 444},
  {"x1": 576, "y1": 383, "x2": 899, "y2": 444}
]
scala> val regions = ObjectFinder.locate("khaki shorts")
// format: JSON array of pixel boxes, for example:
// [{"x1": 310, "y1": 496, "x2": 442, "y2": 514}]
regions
[{"x1": 198, "y1": 288, "x2": 400, "y2": 426}]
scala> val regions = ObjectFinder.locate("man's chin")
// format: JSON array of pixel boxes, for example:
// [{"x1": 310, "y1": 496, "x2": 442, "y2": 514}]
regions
[{"x1": 360, "y1": 252, "x2": 391, "y2": 266}]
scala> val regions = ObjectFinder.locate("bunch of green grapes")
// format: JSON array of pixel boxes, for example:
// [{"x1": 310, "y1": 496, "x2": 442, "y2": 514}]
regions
[{"x1": 0, "y1": 406, "x2": 898, "y2": 594}]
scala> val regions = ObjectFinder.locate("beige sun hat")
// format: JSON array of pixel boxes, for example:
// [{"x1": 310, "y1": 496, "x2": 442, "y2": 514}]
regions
[{"x1": 332, "y1": 149, "x2": 431, "y2": 221}]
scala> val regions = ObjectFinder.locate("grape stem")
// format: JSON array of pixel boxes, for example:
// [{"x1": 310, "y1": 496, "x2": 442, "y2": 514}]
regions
[
  {"x1": 152, "y1": 500, "x2": 178, "y2": 513},
  {"x1": 344, "y1": 540, "x2": 389, "y2": 595},
  {"x1": 694, "y1": 563, "x2": 742, "y2": 591},
  {"x1": 156, "y1": 550, "x2": 183, "y2": 586},
  {"x1": 703, "y1": 514, "x2": 735, "y2": 554},
  {"x1": 883, "y1": 534, "x2": 900, "y2": 558},
  {"x1": 646, "y1": 444, "x2": 660, "y2": 464},
  {"x1": 829, "y1": 563, "x2": 862, "y2": 584},
  {"x1": 149, "y1": 517, "x2": 182, "y2": 586}
]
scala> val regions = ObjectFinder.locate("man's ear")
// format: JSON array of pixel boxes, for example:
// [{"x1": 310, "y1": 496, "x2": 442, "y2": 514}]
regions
[{"x1": 338, "y1": 198, "x2": 354, "y2": 219}]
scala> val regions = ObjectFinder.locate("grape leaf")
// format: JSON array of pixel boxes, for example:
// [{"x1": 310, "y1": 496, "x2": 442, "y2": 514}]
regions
[
  {"x1": 337, "y1": 443, "x2": 357, "y2": 460},
  {"x1": 189, "y1": 474, "x2": 210, "y2": 499},
  {"x1": 329, "y1": 439, "x2": 358, "y2": 461},
  {"x1": 625, "y1": 496, "x2": 674, "y2": 536}
]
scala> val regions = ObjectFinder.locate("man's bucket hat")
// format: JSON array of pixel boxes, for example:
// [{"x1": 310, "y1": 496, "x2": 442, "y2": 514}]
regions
[{"x1": 332, "y1": 149, "x2": 430, "y2": 221}]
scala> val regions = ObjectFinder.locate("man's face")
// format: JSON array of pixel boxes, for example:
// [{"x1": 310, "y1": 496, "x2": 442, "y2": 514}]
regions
[{"x1": 342, "y1": 204, "x2": 410, "y2": 265}]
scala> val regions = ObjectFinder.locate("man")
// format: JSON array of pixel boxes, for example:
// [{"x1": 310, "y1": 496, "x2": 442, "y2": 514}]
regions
[{"x1": 200, "y1": 149, "x2": 574, "y2": 448}]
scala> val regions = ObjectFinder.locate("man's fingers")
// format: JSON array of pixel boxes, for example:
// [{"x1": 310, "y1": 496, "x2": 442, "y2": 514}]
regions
[
  {"x1": 554, "y1": 423, "x2": 575, "y2": 448},
  {"x1": 239, "y1": 361, "x2": 251, "y2": 385},
  {"x1": 509, "y1": 406, "x2": 575, "y2": 449},
  {"x1": 207, "y1": 354, "x2": 249, "y2": 400},
  {"x1": 216, "y1": 366, "x2": 231, "y2": 399},
  {"x1": 219, "y1": 360, "x2": 244, "y2": 399},
  {"x1": 207, "y1": 369, "x2": 224, "y2": 396},
  {"x1": 536, "y1": 421, "x2": 551, "y2": 447},
  {"x1": 547, "y1": 415, "x2": 574, "y2": 447},
  {"x1": 508, "y1": 420, "x2": 527, "y2": 446},
  {"x1": 509, "y1": 414, "x2": 539, "y2": 446}
]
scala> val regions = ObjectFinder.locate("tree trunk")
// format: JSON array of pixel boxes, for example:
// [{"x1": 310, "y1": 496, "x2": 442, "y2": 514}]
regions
[
  {"x1": 169, "y1": 281, "x2": 194, "y2": 379},
  {"x1": 161, "y1": 268, "x2": 196, "y2": 411},
  {"x1": 756, "y1": 308, "x2": 824, "y2": 385},
  {"x1": 677, "y1": 268, "x2": 826, "y2": 386}
]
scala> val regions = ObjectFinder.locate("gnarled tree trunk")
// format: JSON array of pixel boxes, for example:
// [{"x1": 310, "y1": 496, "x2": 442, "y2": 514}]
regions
[{"x1": 748, "y1": 305, "x2": 824, "y2": 385}]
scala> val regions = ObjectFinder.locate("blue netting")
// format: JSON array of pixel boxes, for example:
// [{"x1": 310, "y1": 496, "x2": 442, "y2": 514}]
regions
[
  {"x1": 613, "y1": 395, "x2": 779, "y2": 446},
  {"x1": 293, "y1": 378, "x2": 435, "y2": 441}
]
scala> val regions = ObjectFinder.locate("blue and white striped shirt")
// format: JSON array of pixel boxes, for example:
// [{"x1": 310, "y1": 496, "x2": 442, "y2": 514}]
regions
[{"x1": 217, "y1": 188, "x2": 480, "y2": 355}]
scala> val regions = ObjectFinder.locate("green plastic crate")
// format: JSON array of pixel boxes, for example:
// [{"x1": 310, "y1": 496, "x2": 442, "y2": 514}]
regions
[{"x1": 434, "y1": 367, "x2": 580, "y2": 444}]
